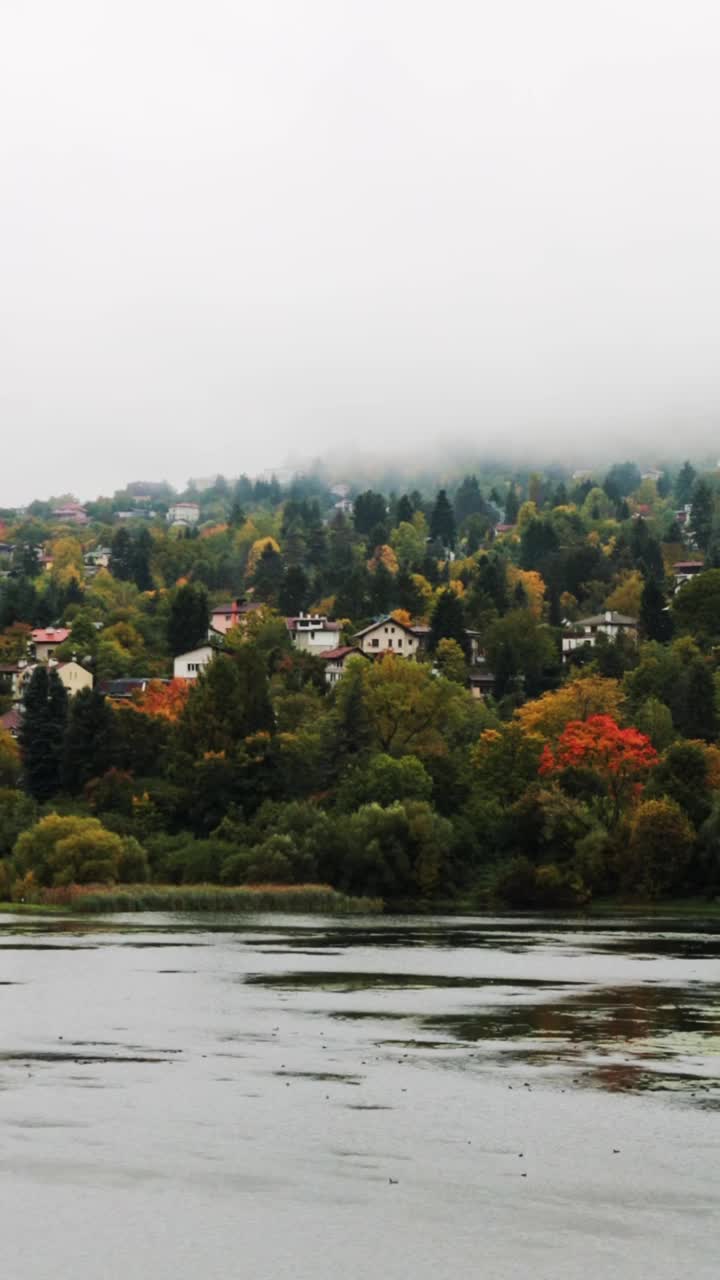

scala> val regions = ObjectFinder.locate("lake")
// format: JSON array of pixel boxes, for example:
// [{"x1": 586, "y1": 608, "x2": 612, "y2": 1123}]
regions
[{"x1": 0, "y1": 911, "x2": 718, "y2": 1279}]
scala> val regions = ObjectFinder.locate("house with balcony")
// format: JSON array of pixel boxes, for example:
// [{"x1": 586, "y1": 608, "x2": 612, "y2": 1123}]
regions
[
  {"x1": 30, "y1": 627, "x2": 70, "y2": 662},
  {"x1": 285, "y1": 613, "x2": 341, "y2": 653},
  {"x1": 318, "y1": 646, "x2": 364, "y2": 687},
  {"x1": 562, "y1": 610, "x2": 638, "y2": 661}
]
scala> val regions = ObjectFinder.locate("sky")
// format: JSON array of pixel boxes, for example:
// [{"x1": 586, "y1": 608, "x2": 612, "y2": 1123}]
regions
[{"x1": 2, "y1": 1, "x2": 720, "y2": 504}]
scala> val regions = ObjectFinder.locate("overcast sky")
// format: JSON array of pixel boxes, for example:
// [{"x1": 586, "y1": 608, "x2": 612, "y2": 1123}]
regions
[{"x1": 2, "y1": 1, "x2": 720, "y2": 503}]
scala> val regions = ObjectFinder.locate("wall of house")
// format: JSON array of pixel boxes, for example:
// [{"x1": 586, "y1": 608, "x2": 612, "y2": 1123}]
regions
[
  {"x1": 173, "y1": 647, "x2": 213, "y2": 679},
  {"x1": 357, "y1": 623, "x2": 418, "y2": 656}
]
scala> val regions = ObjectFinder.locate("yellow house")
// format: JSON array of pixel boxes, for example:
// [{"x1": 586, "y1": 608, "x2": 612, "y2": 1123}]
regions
[{"x1": 54, "y1": 661, "x2": 94, "y2": 696}]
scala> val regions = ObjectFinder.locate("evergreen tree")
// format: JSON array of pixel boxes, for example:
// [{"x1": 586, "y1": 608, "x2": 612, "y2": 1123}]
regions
[
  {"x1": 61, "y1": 688, "x2": 115, "y2": 792},
  {"x1": 20, "y1": 666, "x2": 68, "y2": 801},
  {"x1": 429, "y1": 490, "x2": 456, "y2": 549},
  {"x1": 353, "y1": 491, "x2": 387, "y2": 537},
  {"x1": 396, "y1": 494, "x2": 414, "y2": 525},
  {"x1": 504, "y1": 486, "x2": 520, "y2": 524},
  {"x1": 132, "y1": 528, "x2": 154, "y2": 592},
  {"x1": 428, "y1": 589, "x2": 469, "y2": 657},
  {"x1": 110, "y1": 527, "x2": 134, "y2": 581},
  {"x1": 690, "y1": 479, "x2": 714, "y2": 553},
  {"x1": 335, "y1": 567, "x2": 370, "y2": 621},
  {"x1": 369, "y1": 562, "x2": 394, "y2": 615},
  {"x1": 167, "y1": 583, "x2": 209, "y2": 656},
  {"x1": 251, "y1": 543, "x2": 284, "y2": 604},
  {"x1": 278, "y1": 566, "x2": 310, "y2": 616},
  {"x1": 640, "y1": 578, "x2": 673, "y2": 642},
  {"x1": 453, "y1": 476, "x2": 485, "y2": 526},
  {"x1": 229, "y1": 499, "x2": 246, "y2": 528},
  {"x1": 395, "y1": 570, "x2": 425, "y2": 617},
  {"x1": 676, "y1": 658, "x2": 718, "y2": 742},
  {"x1": 675, "y1": 460, "x2": 696, "y2": 506}
]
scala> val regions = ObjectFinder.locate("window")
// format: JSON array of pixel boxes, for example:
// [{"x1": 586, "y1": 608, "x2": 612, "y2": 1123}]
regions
[
  {"x1": 371, "y1": 638, "x2": 379, "y2": 648},
  {"x1": 398, "y1": 638, "x2": 403, "y2": 647},
  {"x1": 388, "y1": 638, "x2": 393, "y2": 647}
]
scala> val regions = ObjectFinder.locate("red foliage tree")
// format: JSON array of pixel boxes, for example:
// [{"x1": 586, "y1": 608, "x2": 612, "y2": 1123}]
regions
[{"x1": 539, "y1": 714, "x2": 658, "y2": 824}]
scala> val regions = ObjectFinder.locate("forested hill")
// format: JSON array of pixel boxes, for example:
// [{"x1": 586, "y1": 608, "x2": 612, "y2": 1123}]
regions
[{"x1": 1, "y1": 458, "x2": 719, "y2": 909}]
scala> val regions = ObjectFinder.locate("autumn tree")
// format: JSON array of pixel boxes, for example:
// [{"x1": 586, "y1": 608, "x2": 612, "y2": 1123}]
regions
[
  {"x1": 515, "y1": 675, "x2": 625, "y2": 740},
  {"x1": 539, "y1": 714, "x2": 658, "y2": 824}
]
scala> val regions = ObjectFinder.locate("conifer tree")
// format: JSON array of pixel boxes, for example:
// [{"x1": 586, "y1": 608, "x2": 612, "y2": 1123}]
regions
[{"x1": 20, "y1": 666, "x2": 68, "y2": 801}]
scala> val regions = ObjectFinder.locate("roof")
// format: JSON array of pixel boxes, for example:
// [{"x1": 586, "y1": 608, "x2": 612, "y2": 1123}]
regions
[
  {"x1": 0, "y1": 707, "x2": 22, "y2": 732},
  {"x1": 100, "y1": 677, "x2": 167, "y2": 697},
  {"x1": 318, "y1": 646, "x2": 359, "y2": 661},
  {"x1": 285, "y1": 615, "x2": 338, "y2": 630},
  {"x1": 352, "y1": 615, "x2": 417, "y2": 639},
  {"x1": 673, "y1": 561, "x2": 705, "y2": 571},
  {"x1": 211, "y1": 599, "x2": 263, "y2": 615},
  {"x1": 31, "y1": 628, "x2": 70, "y2": 644},
  {"x1": 573, "y1": 611, "x2": 638, "y2": 627}
]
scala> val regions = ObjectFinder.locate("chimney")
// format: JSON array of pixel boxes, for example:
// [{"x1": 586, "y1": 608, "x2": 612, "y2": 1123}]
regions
[{"x1": 605, "y1": 611, "x2": 612, "y2": 622}]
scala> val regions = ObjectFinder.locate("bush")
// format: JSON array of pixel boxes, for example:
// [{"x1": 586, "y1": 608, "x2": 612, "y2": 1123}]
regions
[
  {"x1": 494, "y1": 856, "x2": 589, "y2": 908},
  {"x1": 13, "y1": 814, "x2": 148, "y2": 888},
  {"x1": 624, "y1": 798, "x2": 694, "y2": 897}
]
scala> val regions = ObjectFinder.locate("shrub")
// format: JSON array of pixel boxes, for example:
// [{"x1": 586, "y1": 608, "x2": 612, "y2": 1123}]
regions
[
  {"x1": 624, "y1": 798, "x2": 694, "y2": 897},
  {"x1": 13, "y1": 814, "x2": 147, "y2": 888}
]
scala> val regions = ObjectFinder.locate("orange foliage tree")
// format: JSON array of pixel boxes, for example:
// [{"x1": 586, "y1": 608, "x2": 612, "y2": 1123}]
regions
[
  {"x1": 132, "y1": 679, "x2": 190, "y2": 721},
  {"x1": 539, "y1": 714, "x2": 658, "y2": 824}
]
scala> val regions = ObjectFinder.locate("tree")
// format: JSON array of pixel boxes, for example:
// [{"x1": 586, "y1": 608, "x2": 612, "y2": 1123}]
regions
[
  {"x1": 428, "y1": 589, "x2": 469, "y2": 657},
  {"x1": 360, "y1": 654, "x2": 470, "y2": 757},
  {"x1": 649, "y1": 741, "x2": 710, "y2": 828},
  {"x1": 110, "y1": 527, "x2": 134, "y2": 581},
  {"x1": 132, "y1": 679, "x2": 190, "y2": 722},
  {"x1": 639, "y1": 577, "x2": 673, "y2": 642},
  {"x1": 336, "y1": 753, "x2": 433, "y2": 811},
  {"x1": 13, "y1": 814, "x2": 147, "y2": 887},
  {"x1": 625, "y1": 799, "x2": 694, "y2": 897},
  {"x1": 61, "y1": 688, "x2": 115, "y2": 793},
  {"x1": 675, "y1": 657, "x2": 717, "y2": 742},
  {"x1": 251, "y1": 542, "x2": 284, "y2": 604},
  {"x1": 19, "y1": 666, "x2": 68, "y2": 801},
  {"x1": 435, "y1": 638, "x2": 467, "y2": 684},
  {"x1": 603, "y1": 462, "x2": 641, "y2": 500},
  {"x1": 690, "y1": 479, "x2": 714, "y2": 553},
  {"x1": 674, "y1": 461, "x2": 696, "y2": 506},
  {"x1": 470, "y1": 724, "x2": 544, "y2": 803},
  {"x1": 484, "y1": 611, "x2": 559, "y2": 699},
  {"x1": 606, "y1": 570, "x2": 644, "y2": 619},
  {"x1": 515, "y1": 675, "x2": 625, "y2": 740},
  {"x1": 132, "y1": 527, "x2": 154, "y2": 592},
  {"x1": 0, "y1": 729, "x2": 21, "y2": 788},
  {"x1": 278, "y1": 565, "x2": 310, "y2": 616},
  {"x1": 353, "y1": 491, "x2": 387, "y2": 537},
  {"x1": 504, "y1": 486, "x2": 520, "y2": 524},
  {"x1": 395, "y1": 494, "x2": 414, "y2": 525},
  {"x1": 167, "y1": 583, "x2": 209, "y2": 656},
  {"x1": 178, "y1": 651, "x2": 273, "y2": 754},
  {"x1": 430, "y1": 490, "x2": 456, "y2": 549},
  {"x1": 672, "y1": 568, "x2": 720, "y2": 643},
  {"x1": 454, "y1": 476, "x2": 485, "y2": 526},
  {"x1": 539, "y1": 714, "x2": 658, "y2": 825}
]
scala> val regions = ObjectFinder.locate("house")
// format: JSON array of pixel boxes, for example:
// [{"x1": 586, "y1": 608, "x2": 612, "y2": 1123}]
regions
[
  {"x1": 30, "y1": 627, "x2": 70, "y2": 662},
  {"x1": 333, "y1": 498, "x2": 354, "y2": 515},
  {"x1": 352, "y1": 615, "x2": 422, "y2": 658},
  {"x1": 469, "y1": 663, "x2": 496, "y2": 700},
  {"x1": 167, "y1": 502, "x2": 200, "y2": 527},
  {"x1": 100, "y1": 677, "x2": 168, "y2": 701},
  {"x1": 318, "y1": 646, "x2": 363, "y2": 687},
  {"x1": 84, "y1": 547, "x2": 111, "y2": 576},
  {"x1": 286, "y1": 613, "x2": 341, "y2": 652},
  {"x1": 562, "y1": 611, "x2": 638, "y2": 660},
  {"x1": 54, "y1": 661, "x2": 93, "y2": 696},
  {"x1": 0, "y1": 662, "x2": 29, "y2": 702},
  {"x1": 210, "y1": 598, "x2": 265, "y2": 635},
  {"x1": 52, "y1": 503, "x2": 88, "y2": 526},
  {"x1": 173, "y1": 644, "x2": 215, "y2": 679},
  {"x1": 673, "y1": 561, "x2": 705, "y2": 593}
]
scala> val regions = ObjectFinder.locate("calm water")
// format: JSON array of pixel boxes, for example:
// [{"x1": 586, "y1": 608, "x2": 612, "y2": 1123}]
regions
[{"x1": 0, "y1": 912, "x2": 718, "y2": 1279}]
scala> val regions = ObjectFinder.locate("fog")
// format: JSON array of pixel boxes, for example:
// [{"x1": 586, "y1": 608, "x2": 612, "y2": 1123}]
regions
[{"x1": 2, "y1": 1, "x2": 720, "y2": 504}]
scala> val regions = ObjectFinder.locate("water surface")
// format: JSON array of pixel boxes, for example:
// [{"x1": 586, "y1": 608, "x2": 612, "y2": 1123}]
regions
[{"x1": 0, "y1": 911, "x2": 718, "y2": 1279}]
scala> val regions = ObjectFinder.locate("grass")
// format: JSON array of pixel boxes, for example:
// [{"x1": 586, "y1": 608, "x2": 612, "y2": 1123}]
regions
[
  {"x1": 0, "y1": 901, "x2": 67, "y2": 915},
  {"x1": 38, "y1": 882, "x2": 383, "y2": 915}
]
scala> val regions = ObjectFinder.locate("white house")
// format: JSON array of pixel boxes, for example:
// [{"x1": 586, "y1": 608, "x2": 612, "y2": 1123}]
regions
[
  {"x1": 30, "y1": 627, "x2": 70, "y2": 662},
  {"x1": 54, "y1": 660, "x2": 94, "y2": 696},
  {"x1": 318, "y1": 646, "x2": 363, "y2": 687},
  {"x1": 167, "y1": 502, "x2": 200, "y2": 527},
  {"x1": 673, "y1": 561, "x2": 704, "y2": 593},
  {"x1": 562, "y1": 610, "x2": 638, "y2": 660},
  {"x1": 352, "y1": 615, "x2": 421, "y2": 658},
  {"x1": 173, "y1": 644, "x2": 215, "y2": 679},
  {"x1": 286, "y1": 613, "x2": 341, "y2": 652}
]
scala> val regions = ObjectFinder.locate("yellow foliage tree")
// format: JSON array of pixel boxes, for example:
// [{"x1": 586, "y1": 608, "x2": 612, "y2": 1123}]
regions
[
  {"x1": 367, "y1": 544, "x2": 399, "y2": 574},
  {"x1": 507, "y1": 566, "x2": 546, "y2": 617},
  {"x1": 50, "y1": 537, "x2": 84, "y2": 588},
  {"x1": 246, "y1": 537, "x2": 281, "y2": 579},
  {"x1": 605, "y1": 570, "x2": 644, "y2": 618},
  {"x1": 514, "y1": 674, "x2": 625, "y2": 740}
]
